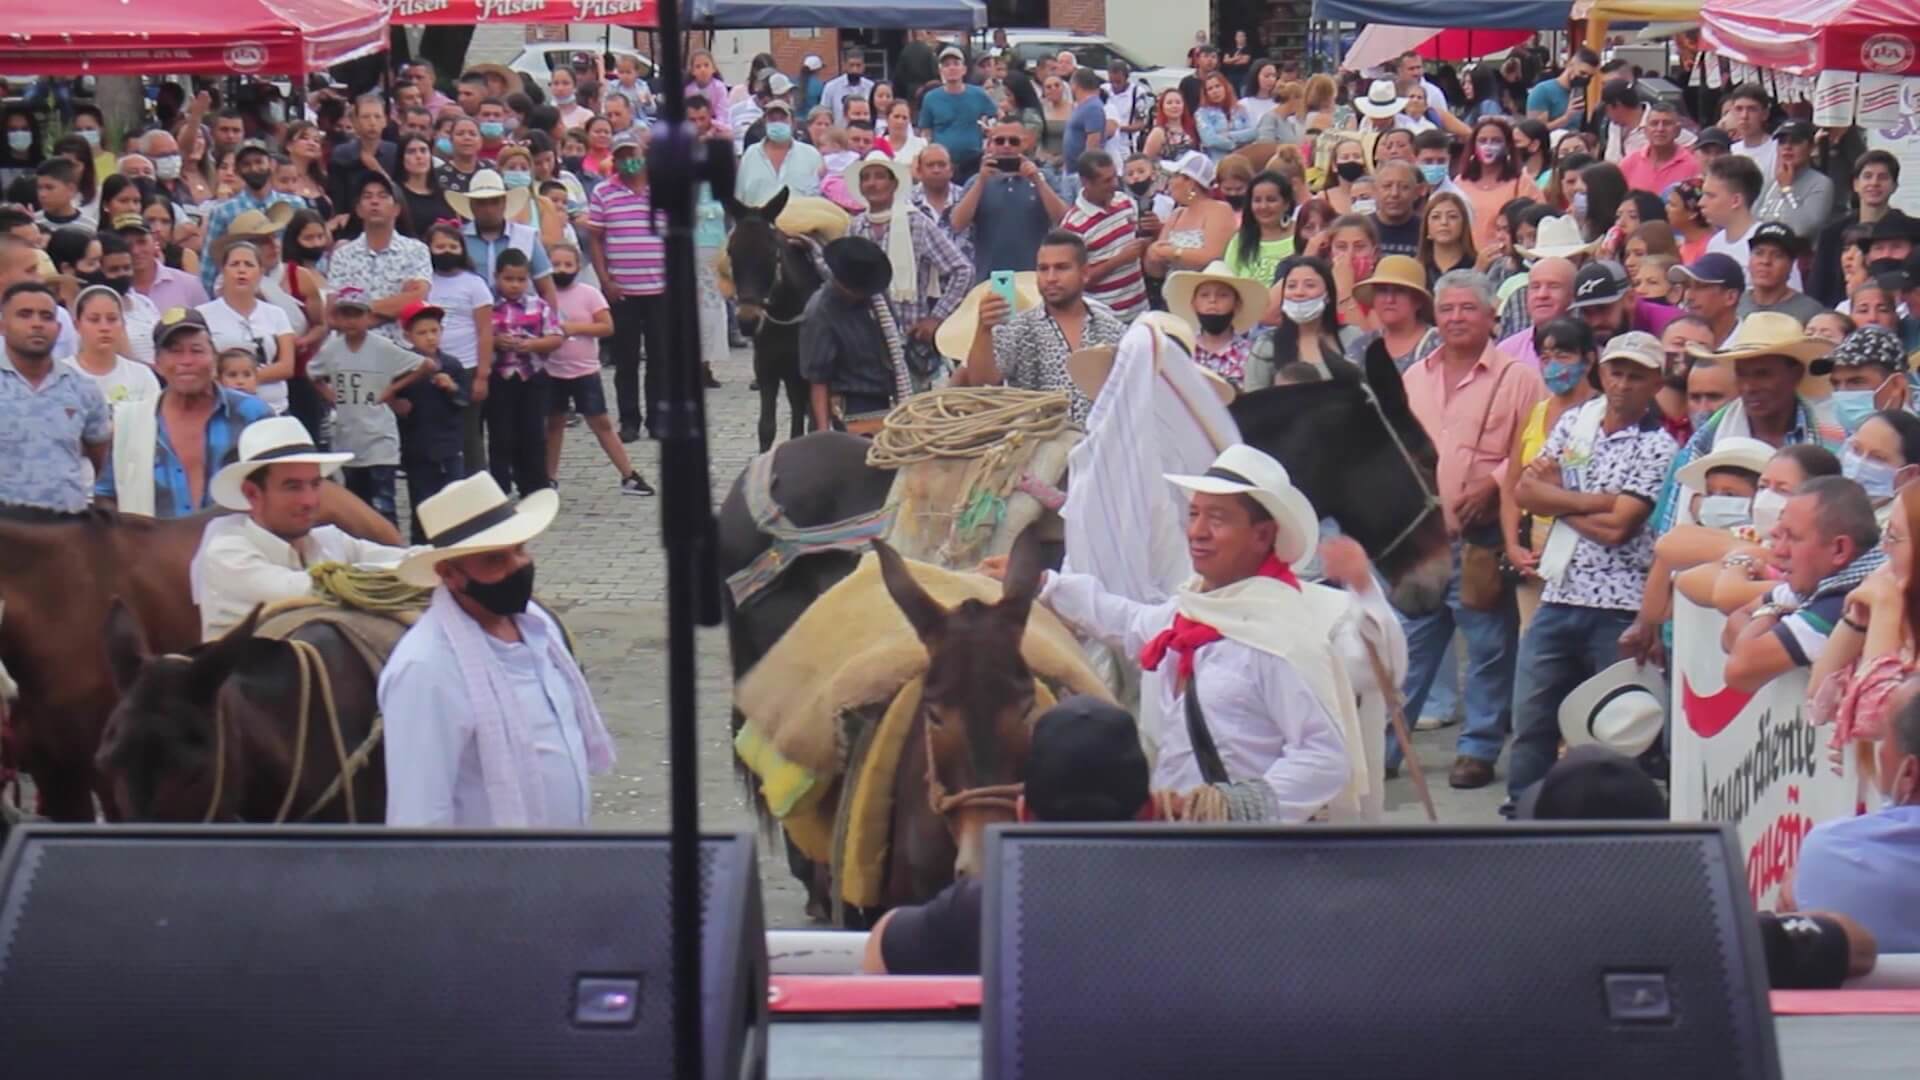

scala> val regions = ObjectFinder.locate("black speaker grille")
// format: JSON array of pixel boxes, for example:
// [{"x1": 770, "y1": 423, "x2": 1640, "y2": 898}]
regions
[
  {"x1": 0, "y1": 834, "x2": 741, "y2": 1078},
  {"x1": 996, "y1": 832, "x2": 1764, "y2": 1080}
]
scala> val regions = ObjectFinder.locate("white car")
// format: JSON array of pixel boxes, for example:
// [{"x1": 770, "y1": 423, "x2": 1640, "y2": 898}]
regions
[
  {"x1": 980, "y1": 30, "x2": 1191, "y2": 95},
  {"x1": 507, "y1": 44, "x2": 653, "y2": 94}
]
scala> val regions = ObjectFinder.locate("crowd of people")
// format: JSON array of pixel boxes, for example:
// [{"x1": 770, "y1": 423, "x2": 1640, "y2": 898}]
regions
[{"x1": 2, "y1": 30, "x2": 1918, "y2": 962}]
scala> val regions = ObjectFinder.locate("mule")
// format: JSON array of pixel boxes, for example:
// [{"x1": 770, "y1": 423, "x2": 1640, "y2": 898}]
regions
[
  {"x1": 98, "y1": 601, "x2": 386, "y2": 823},
  {"x1": 723, "y1": 188, "x2": 820, "y2": 451}
]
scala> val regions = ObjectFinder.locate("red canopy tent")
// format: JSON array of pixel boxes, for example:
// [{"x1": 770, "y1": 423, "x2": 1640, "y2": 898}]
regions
[
  {"x1": 1700, "y1": 0, "x2": 1920, "y2": 77},
  {"x1": 384, "y1": 0, "x2": 655, "y2": 25},
  {"x1": 2, "y1": 0, "x2": 388, "y2": 75}
]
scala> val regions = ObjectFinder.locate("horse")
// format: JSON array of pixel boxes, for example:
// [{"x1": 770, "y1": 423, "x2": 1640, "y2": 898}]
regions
[
  {"x1": 723, "y1": 188, "x2": 821, "y2": 452},
  {"x1": 98, "y1": 601, "x2": 386, "y2": 823},
  {"x1": 0, "y1": 507, "x2": 213, "y2": 821}
]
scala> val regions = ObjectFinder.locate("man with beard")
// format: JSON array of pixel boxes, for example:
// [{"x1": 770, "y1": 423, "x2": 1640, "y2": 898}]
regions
[
  {"x1": 843, "y1": 152, "x2": 973, "y2": 389},
  {"x1": 189, "y1": 416, "x2": 414, "y2": 641},
  {"x1": 957, "y1": 229, "x2": 1126, "y2": 425},
  {"x1": 0, "y1": 281, "x2": 109, "y2": 512},
  {"x1": 199, "y1": 140, "x2": 305, "y2": 292},
  {"x1": 381, "y1": 474, "x2": 618, "y2": 827},
  {"x1": 1566, "y1": 261, "x2": 1679, "y2": 350}
]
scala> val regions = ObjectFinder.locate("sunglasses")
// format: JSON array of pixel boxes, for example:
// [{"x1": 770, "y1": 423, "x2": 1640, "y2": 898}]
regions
[{"x1": 989, "y1": 136, "x2": 1023, "y2": 147}]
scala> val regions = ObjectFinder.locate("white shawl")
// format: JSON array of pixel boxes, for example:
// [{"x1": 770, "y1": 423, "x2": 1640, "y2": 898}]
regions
[{"x1": 110, "y1": 395, "x2": 161, "y2": 517}]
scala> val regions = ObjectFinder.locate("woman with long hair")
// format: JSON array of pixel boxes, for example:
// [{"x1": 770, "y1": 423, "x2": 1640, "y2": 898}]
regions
[
  {"x1": 1224, "y1": 170, "x2": 1296, "y2": 283},
  {"x1": 1145, "y1": 153, "x2": 1238, "y2": 277},
  {"x1": 1576, "y1": 161, "x2": 1628, "y2": 247},
  {"x1": 0, "y1": 105, "x2": 43, "y2": 192},
  {"x1": 581, "y1": 115, "x2": 616, "y2": 177},
  {"x1": 1458, "y1": 117, "x2": 1541, "y2": 251},
  {"x1": 280, "y1": 121, "x2": 333, "y2": 219},
  {"x1": 51, "y1": 134, "x2": 100, "y2": 218},
  {"x1": 397, "y1": 134, "x2": 454, "y2": 241},
  {"x1": 1616, "y1": 190, "x2": 1665, "y2": 239},
  {"x1": 1479, "y1": 195, "x2": 1539, "y2": 284},
  {"x1": 1418, "y1": 190, "x2": 1477, "y2": 283},
  {"x1": 1666, "y1": 178, "x2": 1713, "y2": 263},
  {"x1": 1544, "y1": 151, "x2": 1595, "y2": 214},
  {"x1": 1292, "y1": 197, "x2": 1337, "y2": 256},
  {"x1": 1142, "y1": 88, "x2": 1199, "y2": 162},
  {"x1": 867, "y1": 80, "x2": 896, "y2": 128},
  {"x1": 1513, "y1": 118, "x2": 1552, "y2": 185},
  {"x1": 141, "y1": 192, "x2": 200, "y2": 274},
  {"x1": 69, "y1": 285, "x2": 160, "y2": 405},
  {"x1": 1037, "y1": 74, "x2": 1073, "y2": 170},
  {"x1": 198, "y1": 240, "x2": 296, "y2": 414},
  {"x1": 1301, "y1": 73, "x2": 1338, "y2": 133},
  {"x1": 425, "y1": 221, "x2": 496, "y2": 474},
  {"x1": 1501, "y1": 317, "x2": 1601, "y2": 627},
  {"x1": 878, "y1": 100, "x2": 926, "y2": 167},
  {"x1": 1320, "y1": 136, "x2": 1368, "y2": 216},
  {"x1": 435, "y1": 116, "x2": 484, "y2": 193},
  {"x1": 97, "y1": 174, "x2": 146, "y2": 224},
  {"x1": 1460, "y1": 65, "x2": 1504, "y2": 122},
  {"x1": 1624, "y1": 220, "x2": 1680, "y2": 278},
  {"x1": 1247, "y1": 255, "x2": 1352, "y2": 385},
  {"x1": 1241, "y1": 61, "x2": 1280, "y2": 125}
]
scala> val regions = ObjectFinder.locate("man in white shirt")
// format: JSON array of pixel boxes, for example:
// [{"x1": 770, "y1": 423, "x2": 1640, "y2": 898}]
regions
[
  {"x1": 191, "y1": 416, "x2": 414, "y2": 641},
  {"x1": 1723, "y1": 83, "x2": 1777, "y2": 179},
  {"x1": 1102, "y1": 62, "x2": 1144, "y2": 160},
  {"x1": 379, "y1": 473, "x2": 617, "y2": 827},
  {"x1": 1703, "y1": 153, "x2": 1804, "y2": 292},
  {"x1": 1396, "y1": 51, "x2": 1450, "y2": 113},
  {"x1": 820, "y1": 47, "x2": 871, "y2": 128}
]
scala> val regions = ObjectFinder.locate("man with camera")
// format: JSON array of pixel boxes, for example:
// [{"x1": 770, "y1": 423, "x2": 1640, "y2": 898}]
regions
[{"x1": 950, "y1": 118, "x2": 1069, "y2": 281}]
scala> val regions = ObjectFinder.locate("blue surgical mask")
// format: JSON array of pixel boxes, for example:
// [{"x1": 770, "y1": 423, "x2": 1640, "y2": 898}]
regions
[
  {"x1": 6, "y1": 130, "x2": 31, "y2": 153},
  {"x1": 1572, "y1": 191, "x2": 1589, "y2": 219},
  {"x1": 77, "y1": 128, "x2": 101, "y2": 149},
  {"x1": 1418, "y1": 162, "x2": 1447, "y2": 186},
  {"x1": 765, "y1": 121, "x2": 793, "y2": 143},
  {"x1": 265, "y1": 103, "x2": 285, "y2": 125},
  {"x1": 1697, "y1": 495, "x2": 1753, "y2": 530},
  {"x1": 1542, "y1": 358, "x2": 1587, "y2": 395},
  {"x1": 480, "y1": 121, "x2": 505, "y2": 140},
  {"x1": 434, "y1": 136, "x2": 454, "y2": 156},
  {"x1": 502, "y1": 169, "x2": 532, "y2": 189},
  {"x1": 554, "y1": 94, "x2": 576, "y2": 106},
  {"x1": 1830, "y1": 390, "x2": 1878, "y2": 435},
  {"x1": 1842, "y1": 446, "x2": 1900, "y2": 500}
]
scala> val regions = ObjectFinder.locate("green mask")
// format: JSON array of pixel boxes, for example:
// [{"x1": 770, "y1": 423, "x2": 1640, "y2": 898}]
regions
[{"x1": 617, "y1": 155, "x2": 645, "y2": 177}]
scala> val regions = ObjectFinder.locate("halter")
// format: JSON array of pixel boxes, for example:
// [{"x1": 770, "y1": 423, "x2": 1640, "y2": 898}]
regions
[
  {"x1": 735, "y1": 224, "x2": 816, "y2": 327},
  {"x1": 922, "y1": 716, "x2": 1024, "y2": 818},
  {"x1": 1355, "y1": 379, "x2": 1442, "y2": 565}
]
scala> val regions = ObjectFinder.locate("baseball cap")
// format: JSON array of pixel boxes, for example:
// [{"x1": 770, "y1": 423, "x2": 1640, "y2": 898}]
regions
[
  {"x1": 938, "y1": 44, "x2": 967, "y2": 63},
  {"x1": 331, "y1": 286, "x2": 372, "y2": 312},
  {"x1": 1516, "y1": 745, "x2": 1668, "y2": 820},
  {"x1": 1749, "y1": 220, "x2": 1805, "y2": 255},
  {"x1": 234, "y1": 138, "x2": 274, "y2": 163},
  {"x1": 110, "y1": 211, "x2": 149, "y2": 234},
  {"x1": 1160, "y1": 149, "x2": 1216, "y2": 189},
  {"x1": 611, "y1": 128, "x2": 643, "y2": 151},
  {"x1": 766, "y1": 72, "x2": 794, "y2": 97},
  {"x1": 1600, "y1": 330, "x2": 1663, "y2": 370},
  {"x1": 1669, "y1": 252, "x2": 1745, "y2": 292},
  {"x1": 399, "y1": 299, "x2": 445, "y2": 327},
  {"x1": 152, "y1": 306, "x2": 210, "y2": 348},
  {"x1": 802, "y1": 54, "x2": 824, "y2": 71},
  {"x1": 1022, "y1": 696, "x2": 1150, "y2": 822},
  {"x1": 1693, "y1": 126, "x2": 1732, "y2": 151},
  {"x1": 1825, "y1": 325, "x2": 1907, "y2": 373},
  {"x1": 1773, "y1": 120, "x2": 1815, "y2": 143},
  {"x1": 1569, "y1": 260, "x2": 1630, "y2": 310}
]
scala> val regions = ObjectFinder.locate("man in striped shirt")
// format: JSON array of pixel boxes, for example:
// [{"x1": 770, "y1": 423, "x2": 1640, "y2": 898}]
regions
[
  {"x1": 585, "y1": 129, "x2": 667, "y2": 444},
  {"x1": 1060, "y1": 151, "x2": 1148, "y2": 322}
]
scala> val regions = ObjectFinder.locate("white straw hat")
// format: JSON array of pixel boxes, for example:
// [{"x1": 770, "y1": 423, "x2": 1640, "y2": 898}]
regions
[
  {"x1": 395, "y1": 474, "x2": 560, "y2": 587},
  {"x1": 1559, "y1": 660, "x2": 1668, "y2": 758},
  {"x1": 1355, "y1": 79, "x2": 1410, "y2": 119},
  {"x1": 1164, "y1": 444, "x2": 1321, "y2": 565},
  {"x1": 209, "y1": 417, "x2": 353, "y2": 511},
  {"x1": 445, "y1": 168, "x2": 532, "y2": 220},
  {"x1": 1165, "y1": 261, "x2": 1270, "y2": 335}
]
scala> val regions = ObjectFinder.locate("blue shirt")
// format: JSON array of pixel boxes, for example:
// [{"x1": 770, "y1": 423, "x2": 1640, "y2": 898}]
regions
[
  {"x1": 919, "y1": 84, "x2": 998, "y2": 165},
  {"x1": 1062, "y1": 96, "x2": 1108, "y2": 165},
  {"x1": 198, "y1": 188, "x2": 308, "y2": 292},
  {"x1": 94, "y1": 387, "x2": 273, "y2": 518},
  {"x1": 1526, "y1": 78, "x2": 1571, "y2": 122},
  {"x1": 0, "y1": 348, "x2": 111, "y2": 512},
  {"x1": 1793, "y1": 804, "x2": 1920, "y2": 952},
  {"x1": 461, "y1": 219, "x2": 551, "y2": 283},
  {"x1": 966, "y1": 173, "x2": 1054, "y2": 279}
]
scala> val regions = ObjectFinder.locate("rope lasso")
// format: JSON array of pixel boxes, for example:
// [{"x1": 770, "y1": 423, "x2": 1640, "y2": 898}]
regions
[
  {"x1": 306, "y1": 563, "x2": 434, "y2": 613},
  {"x1": 864, "y1": 388, "x2": 1071, "y2": 469}
]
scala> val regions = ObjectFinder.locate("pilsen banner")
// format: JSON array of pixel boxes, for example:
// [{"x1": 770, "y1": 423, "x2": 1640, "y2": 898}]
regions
[
  {"x1": 1669, "y1": 597, "x2": 1858, "y2": 910},
  {"x1": 385, "y1": 0, "x2": 656, "y2": 23}
]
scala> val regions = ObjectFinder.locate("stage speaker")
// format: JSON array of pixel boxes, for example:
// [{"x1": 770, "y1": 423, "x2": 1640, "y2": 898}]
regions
[
  {"x1": 983, "y1": 823, "x2": 1780, "y2": 1080},
  {"x1": 0, "y1": 827, "x2": 767, "y2": 1080}
]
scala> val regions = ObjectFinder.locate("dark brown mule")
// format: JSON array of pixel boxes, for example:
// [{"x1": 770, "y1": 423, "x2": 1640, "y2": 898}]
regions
[
  {"x1": 0, "y1": 507, "x2": 213, "y2": 820},
  {"x1": 98, "y1": 602, "x2": 386, "y2": 823},
  {"x1": 722, "y1": 188, "x2": 820, "y2": 452}
]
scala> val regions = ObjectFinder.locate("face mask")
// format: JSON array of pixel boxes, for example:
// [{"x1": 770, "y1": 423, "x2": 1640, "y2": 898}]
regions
[
  {"x1": 1127, "y1": 178, "x2": 1153, "y2": 196},
  {"x1": 434, "y1": 136, "x2": 454, "y2": 156},
  {"x1": 77, "y1": 129, "x2": 101, "y2": 149},
  {"x1": 616, "y1": 155, "x2": 645, "y2": 177},
  {"x1": 1843, "y1": 446, "x2": 1901, "y2": 500},
  {"x1": 1751, "y1": 488, "x2": 1788, "y2": 536},
  {"x1": 154, "y1": 153, "x2": 182, "y2": 180},
  {"x1": 79, "y1": 269, "x2": 111, "y2": 288},
  {"x1": 479, "y1": 121, "x2": 505, "y2": 140},
  {"x1": 1282, "y1": 296, "x2": 1326, "y2": 323},
  {"x1": 1195, "y1": 311, "x2": 1235, "y2": 334},
  {"x1": 1476, "y1": 141, "x2": 1506, "y2": 163},
  {"x1": 1571, "y1": 191, "x2": 1589, "y2": 219},
  {"x1": 462, "y1": 563, "x2": 535, "y2": 616},
  {"x1": 502, "y1": 169, "x2": 532, "y2": 190},
  {"x1": 431, "y1": 251, "x2": 464, "y2": 274},
  {"x1": 503, "y1": 117, "x2": 519, "y2": 133},
  {"x1": 1697, "y1": 494, "x2": 1753, "y2": 530},
  {"x1": 289, "y1": 242, "x2": 327, "y2": 266},
  {"x1": 847, "y1": 72, "x2": 864, "y2": 86},
  {"x1": 552, "y1": 270, "x2": 577, "y2": 290},
  {"x1": 6, "y1": 130, "x2": 30, "y2": 153},
  {"x1": 1334, "y1": 161, "x2": 1366, "y2": 183},
  {"x1": 241, "y1": 168, "x2": 272, "y2": 191},
  {"x1": 1542, "y1": 358, "x2": 1588, "y2": 395},
  {"x1": 1224, "y1": 193, "x2": 1247, "y2": 211},
  {"x1": 765, "y1": 121, "x2": 793, "y2": 143},
  {"x1": 1830, "y1": 390, "x2": 1878, "y2": 435},
  {"x1": 1418, "y1": 162, "x2": 1447, "y2": 186},
  {"x1": 554, "y1": 94, "x2": 575, "y2": 106},
  {"x1": 1352, "y1": 199, "x2": 1378, "y2": 216},
  {"x1": 265, "y1": 103, "x2": 286, "y2": 125},
  {"x1": 104, "y1": 273, "x2": 134, "y2": 295}
]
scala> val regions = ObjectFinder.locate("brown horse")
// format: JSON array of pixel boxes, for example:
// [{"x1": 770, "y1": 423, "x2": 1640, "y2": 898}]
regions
[{"x1": 98, "y1": 601, "x2": 385, "y2": 823}]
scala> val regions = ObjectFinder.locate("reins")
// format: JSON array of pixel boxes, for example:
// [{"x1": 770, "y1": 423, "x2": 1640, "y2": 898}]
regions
[{"x1": 1356, "y1": 380, "x2": 1441, "y2": 565}]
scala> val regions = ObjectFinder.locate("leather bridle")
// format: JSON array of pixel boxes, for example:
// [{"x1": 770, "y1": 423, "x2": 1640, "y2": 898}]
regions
[{"x1": 1355, "y1": 379, "x2": 1442, "y2": 565}]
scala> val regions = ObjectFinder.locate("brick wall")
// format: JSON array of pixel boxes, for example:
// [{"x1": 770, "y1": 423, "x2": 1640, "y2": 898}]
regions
[
  {"x1": 1051, "y1": 0, "x2": 1107, "y2": 33},
  {"x1": 769, "y1": 29, "x2": 842, "y2": 79}
]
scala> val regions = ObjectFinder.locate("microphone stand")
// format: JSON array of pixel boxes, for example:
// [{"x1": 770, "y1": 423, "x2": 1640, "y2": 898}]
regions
[{"x1": 644, "y1": 2, "x2": 732, "y2": 1076}]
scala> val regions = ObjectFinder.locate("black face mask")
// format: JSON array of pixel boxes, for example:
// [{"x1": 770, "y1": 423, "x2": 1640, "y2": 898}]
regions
[
  {"x1": 463, "y1": 563, "x2": 535, "y2": 616},
  {"x1": 104, "y1": 274, "x2": 134, "y2": 295},
  {"x1": 1195, "y1": 311, "x2": 1235, "y2": 335},
  {"x1": 551, "y1": 271, "x2": 577, "y2": 290},
  {"x1": 1127, "y1": 179, "x2": 1153, "y2": 196},
  {"x1": 562, "y1": 155, "x2": 587, "y2": 176},
  {"x1": 1224, "y1": 193, "x2": 1247, "y2": 211},
  {"x1": 847, "y1": 72, "x2": 863, "y2": 86},
  {"x1": 1335, "y1": 161, "x2": 1367, "y2": 183},
  {"x1": 289, "y1": 242, "x2": 327, "y2": 265},
  {"x1": 240, "y1": 168, "x2": 273, "y2": 191},
  {"x1": 431, "y1": 251, "x2": 464, "y2": 274},
  {"x1": 78, "y1": 269, "x2": 111, "y2": 288}
]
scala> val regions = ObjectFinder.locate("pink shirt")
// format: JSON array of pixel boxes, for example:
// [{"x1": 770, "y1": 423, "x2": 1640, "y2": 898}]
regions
[
  {"x1": 1497, "y1": 326, "x2": 1541, "y2": 370},
  {"x1": 547, "y1": 282, "x2": 609, "y2": 379},
  {"x1": 1618, "y1": 145, "x2": 1700, "y2": 197},
  {"x1": 1401, "y1": 342, "x2": 1547, "y2": 533}
]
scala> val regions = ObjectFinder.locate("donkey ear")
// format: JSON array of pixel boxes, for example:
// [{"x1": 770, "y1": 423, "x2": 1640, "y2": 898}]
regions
[
  {"x1": 873, "y1": 538, "x2": 948, "y2": 644},
  {"x1": 762, "y1": 186, "x2": 791, "y2": 222},
  {"x1": 104, "y1": 597, "x2": 152, "y2": 694},
  {"x1": 185, "y1": 605, "x2": 270, "y2": 703},
  {"x1": 1362, "y1": 336, "x2": 1412, "y2": 422},
  {"x1": 997, "y1": 523, "x2": 1048, "y2": 630}
]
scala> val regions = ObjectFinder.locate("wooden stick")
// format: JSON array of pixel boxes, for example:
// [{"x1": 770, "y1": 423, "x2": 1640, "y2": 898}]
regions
[{"x1": 1365, "y1": 639, "x2": 1437, "y2": 824}]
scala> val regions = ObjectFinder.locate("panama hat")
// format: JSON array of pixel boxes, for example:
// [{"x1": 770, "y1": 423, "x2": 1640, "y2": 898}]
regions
[
  {"x1": 1675, "y1": 435, "x2": 1774, "y2": 491},
  {"x1": 1164, "y1": 444, "x2": 1321, "y2": 565},
  {"x1": 1558, "y1": 659, "x2": 1668, "y2": 759},
  {"x1": 934, "y1": 272, "x2": 1041, "y2": 361},
  {"x1": 1516, "y1": 215, "x2": 1598, "y2": 260},
  {"x1": 1355, "y1": 79, "x2": 1410, "y2": 119},
  {"x1": 209, "y1": 416, "x2": 353, "y2": 511},
  {"x1": 1165, "y1": 261, "x2": 1269, "y2": 335},
  {"x1": 1065, "y1": 340, "x2": 1235, "y2": 409},
  {"x1": 1352, "y1": 254, "x2": 1430, "y2": 306},
  {"x1": 396, "y1": 473, "x2": 560, "y2": 587},
  {"x1": 1687, "y1": 311, "x2": 1836, "y2": 367},
  {"x1": 840, "y1": 150, "x2": 911, "y2": 209},
  {"x1": 225, "y1": 203, "x2": 296, "y2": 238},
  {"x1": 446, "y1": 169, "x2": 532, "y2": 219}
]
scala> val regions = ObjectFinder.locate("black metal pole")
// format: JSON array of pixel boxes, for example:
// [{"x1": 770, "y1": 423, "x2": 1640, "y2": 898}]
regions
[{"x1": 646, "y1": 0, "x2": 730, "y2": 1076}]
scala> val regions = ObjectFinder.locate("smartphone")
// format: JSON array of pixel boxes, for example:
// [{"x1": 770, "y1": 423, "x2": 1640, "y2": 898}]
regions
[
  {"x1": 990, "y1": 270, "x2": 1017, "y2": 308},
  {"x1": 995, "y1": 156, "x2": 1023, "y2": 173}
]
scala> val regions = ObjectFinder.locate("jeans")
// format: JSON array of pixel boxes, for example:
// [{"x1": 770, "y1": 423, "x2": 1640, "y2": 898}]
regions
[
  {"x1": 462, "y1": 403, "x2": 487, "y2": 477},
  {"x1": 609, "y1": 291, "x2": 666, "y2": 433},
  {"x1": 404, "y1": 454, "x2": 463, "y2": 544},
  {"x1": 1387, "y1": 541, "x2": 1519, "y2": 769},
  {"x1": 340, "y1": 465, "x2": 397, "y2": 526},
  {"x1": 1423, "y1": 638, "x2": 1462, "y2": 722},
  {"x1": 1507, "y1": 602, "x2": 1638, "y2": 797},
  {"x1": 484, "y1": 374, "x2": 551, "y2": 497}
]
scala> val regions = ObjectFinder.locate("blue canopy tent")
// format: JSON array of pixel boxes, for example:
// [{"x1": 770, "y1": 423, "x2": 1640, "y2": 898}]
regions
[
  {"x1": 689, "y1": 0, "x2": 986, "y2": 28},
  {"x1": 1310, "y1": 0, "x2": 1570, "y2": 28}
]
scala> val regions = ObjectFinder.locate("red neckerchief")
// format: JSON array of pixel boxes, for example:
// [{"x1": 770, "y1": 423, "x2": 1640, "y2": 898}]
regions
[{"x1": 1138, "y1": 554, "x2": 1300, "y2": 680}]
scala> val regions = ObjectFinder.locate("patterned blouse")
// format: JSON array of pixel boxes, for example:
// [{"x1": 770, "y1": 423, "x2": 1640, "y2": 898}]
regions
[{"x1": 1195, "y1": 332, "x2": 1255, "y2": 387}]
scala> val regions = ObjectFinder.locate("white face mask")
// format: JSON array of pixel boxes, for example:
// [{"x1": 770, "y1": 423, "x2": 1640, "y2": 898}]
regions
[
  {"x1": 1282, "y1": 296, "x2": 1326, "y2": 324},
  {"x1": 1697, "y1": 494, "x2": 1753, "y2": 531},
  {"x1": 1751, "y1": 487, "x2": 1788, "y2": 536}
]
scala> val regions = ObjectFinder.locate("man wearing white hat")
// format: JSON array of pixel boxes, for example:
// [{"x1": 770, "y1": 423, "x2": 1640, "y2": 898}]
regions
[
  {"x1": 190, "y1": 417, "x2": 415, "y2": 642},
  {"x1": 987, "y1": 444, "x2": 1380, "y2": 822},
  {"x1": 844, "y1": 150, "x2": 974, "y2": 387},
  {"x1": 380, "y1": 474, "x2": 616, "y2": 827},
  {"x1": 452, "y1": 169, "x2": 556, "y2": 306}
]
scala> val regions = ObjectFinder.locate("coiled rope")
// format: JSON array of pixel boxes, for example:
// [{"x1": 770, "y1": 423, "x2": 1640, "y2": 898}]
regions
[
  {"x1": 864, "y1": 388, "x2": 1071, "y2": 469},
  {"x1": 307, "y1": 562, "x2": 434, "y2": 613}
]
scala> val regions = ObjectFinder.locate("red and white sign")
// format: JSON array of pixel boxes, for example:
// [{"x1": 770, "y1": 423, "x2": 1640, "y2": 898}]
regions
[
  {"x1": 5, "y1": 0, "x2": 389, "y2": 76},
  {"x1": 1669, "y1": 597, "x2": 1857, "y2": 911},
  {"x1": 385, "y1": 0, "x2": 655, "y2": 23}
]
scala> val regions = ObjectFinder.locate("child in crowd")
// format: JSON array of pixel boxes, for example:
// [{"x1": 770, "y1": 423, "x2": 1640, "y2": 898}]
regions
[
  {"x1": 488, "y1": 248, "x2": 563, "y2": 498},
  {"x1": 544, "y1": 242, "x2": 652, "y2": 495},
  {"x1": 1636, "y1": 253, "x2": 1681, "y2": 304},
  {"x1": 308, "y1": 287, "x2": 422, "y2": 525},
  {"x1": 217, "y1": 348, "x2": 261, "y2": 396},
  {"x1": 818, "y1": 129, "x2": 864, "y2": 211},
  {"x1": 33, "y1": 159, "x2": 87, "y2": 232},
  {"x1": 389, "y1": 301, "x2": 470, "y2": 543}
]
